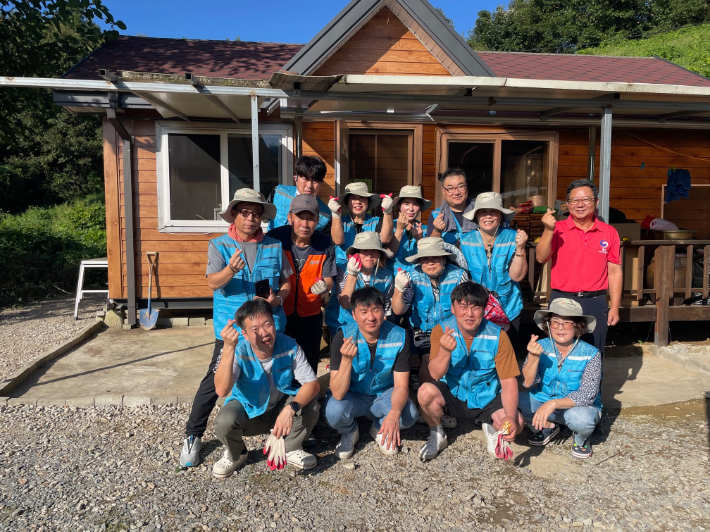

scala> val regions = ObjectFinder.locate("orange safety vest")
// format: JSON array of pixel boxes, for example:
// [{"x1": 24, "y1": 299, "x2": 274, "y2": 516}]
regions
[{"x1": 267, "y1": 226, "x2": 332, "y2": 318}]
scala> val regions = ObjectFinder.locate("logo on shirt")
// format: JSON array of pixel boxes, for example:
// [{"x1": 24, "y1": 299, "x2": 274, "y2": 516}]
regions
[{"x1": 599, "y1": 240, "x2": 609, "y2": 254}]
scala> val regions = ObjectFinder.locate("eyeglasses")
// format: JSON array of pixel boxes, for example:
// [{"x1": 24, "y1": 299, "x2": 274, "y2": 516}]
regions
[
  {"x1": 443, "y1": 184, "x2": 467, "y2": 193},
  {"x1": 549, "y1": 319, "x2": 575, "y2": 330},
  {"x1": 567, "y1": 197, "x2": 595, "y2": 206},
  {"x1": 236, "y1": 208, "x2": 263, "y2": 219}
]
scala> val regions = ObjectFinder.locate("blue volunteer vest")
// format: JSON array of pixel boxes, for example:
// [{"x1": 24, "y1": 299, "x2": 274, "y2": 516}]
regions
[
  {"x1": 428, "y1": 206, "x2": 461, "y2": 246},
  {"x1": 267, "y1": 185, "x2": 331, "y2": 232},
  {"x1": 224, "y1": 332, "x2": 301, "y2": 418},
  {"x1": 211, "y1": 234, "x2": 287, "y2": 339},
  {"x1": 335, "y1": 214, "x2": 380, "y2": 268},
  {"x1": 460, "y1": 228, "x2": 523, "y2": 321},
  {"x1": 409, "y1": 263, "x2": 465, "y2": 333},
  {"x1": 387, "y1": 219, "x2": 428, "y2": 272},
  {"x1": 324, "y1": 266, "x2": 394, "y2": 330},
  {"x1": 530, "y1": 338, "x2": 602, "y2": 410},
  {"x1": 441, "y1": 316, "x2": 502, "y2": 410},
  {"x1": 341, "y1": 320, "x2": 405, "y2": 396}
]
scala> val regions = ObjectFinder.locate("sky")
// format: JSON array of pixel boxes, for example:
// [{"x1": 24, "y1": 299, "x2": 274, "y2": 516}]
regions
[{"x1": 100, "y1": 0, "x2": 504, "y2": 43}]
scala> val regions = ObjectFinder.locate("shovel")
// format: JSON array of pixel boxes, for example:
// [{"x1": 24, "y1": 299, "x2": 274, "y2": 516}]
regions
[{"x1": 139, "y1": 252, "x2": 159, "y2": 330}]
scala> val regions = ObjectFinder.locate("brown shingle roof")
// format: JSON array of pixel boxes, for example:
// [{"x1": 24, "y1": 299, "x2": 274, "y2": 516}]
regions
[
  {"x1": 63, "y1": 36, "x2": 304, "y2": 80},
  {"x1": 477, "y1": 51, "x2": 710, "y2": 87}
]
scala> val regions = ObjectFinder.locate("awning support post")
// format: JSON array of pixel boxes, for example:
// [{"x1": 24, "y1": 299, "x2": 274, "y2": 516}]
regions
[
  {"x1": 598, "y1": 107, "x2": 612, "y2": 222},
  {"x1": 107, "y1": 108, "x2": 137, "y2": 327},
  {"x1": 251, "y1": 93, "x2": 260, "y2": 192},
  {"x1": 587, "y1": 125, "x2": 597, "y2": 183},
  {"x1": 295, "y1": 99, "x2": 303, "y2": 159}
]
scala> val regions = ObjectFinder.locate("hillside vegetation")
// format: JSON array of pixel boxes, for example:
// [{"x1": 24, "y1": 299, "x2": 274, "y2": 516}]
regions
[{"x1": 578, "y1": 24, "x2": 710, "y2": 78}]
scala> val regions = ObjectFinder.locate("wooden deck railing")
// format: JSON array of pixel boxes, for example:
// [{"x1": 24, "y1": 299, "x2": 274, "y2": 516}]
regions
[{"x1": 524, "y1": 240, "x2": 710, "y2": 346}]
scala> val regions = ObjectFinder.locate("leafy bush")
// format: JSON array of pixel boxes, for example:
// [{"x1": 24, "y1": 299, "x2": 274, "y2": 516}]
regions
[
  {"x1": 578, "y1": 24, "x2": 710, "y2": 78},
  {"x1": 0, "y1": 194, "x2": 107, "y2": 305}
]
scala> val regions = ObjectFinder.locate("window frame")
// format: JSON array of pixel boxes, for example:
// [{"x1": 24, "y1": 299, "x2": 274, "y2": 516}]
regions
[
  {"x1": 155, "y1": 121, "x2": 293, "y2": 233},
  {"x1": 435, "y1": 128, "x2": 559, "y2": 209}
]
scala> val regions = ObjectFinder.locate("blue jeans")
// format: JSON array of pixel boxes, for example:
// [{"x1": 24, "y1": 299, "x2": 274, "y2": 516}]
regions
[
  {"x1": 518, "y1": 391, "x2": 601, "y2": 446},
  {"x1": 324, "y1": 387, "x2": 419, "y2": 435}
]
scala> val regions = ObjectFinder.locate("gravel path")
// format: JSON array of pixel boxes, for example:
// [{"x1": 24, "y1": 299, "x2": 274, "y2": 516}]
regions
[
  {"x1": 0, "y1": 295, "x2": 105, "y2": 382},
  {"x1": 0, "y1": 400, "x2": 708, "y2": 531}
]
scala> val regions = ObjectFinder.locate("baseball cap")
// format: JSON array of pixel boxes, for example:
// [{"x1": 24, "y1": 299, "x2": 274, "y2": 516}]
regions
[{"x1": 289, "y1": 194, "x2": 320, "y2": 216}]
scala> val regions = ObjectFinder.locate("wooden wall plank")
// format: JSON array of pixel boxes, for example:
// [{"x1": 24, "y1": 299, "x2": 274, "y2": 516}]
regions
[{"x1": 103, "y1": 119, "x2": 123, "y2": 299}]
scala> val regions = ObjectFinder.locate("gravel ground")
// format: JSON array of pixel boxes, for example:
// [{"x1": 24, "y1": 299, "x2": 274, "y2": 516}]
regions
[
  {"x1": 0, "y1": 400, "x2": 708, "y2": 532},
  {"x1": 0, "y1": 295, "x2": 105, "y2": 382}
]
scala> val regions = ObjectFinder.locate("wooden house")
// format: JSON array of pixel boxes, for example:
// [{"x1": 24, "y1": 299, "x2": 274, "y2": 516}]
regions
[{"x1": 4, "y1": 0, "x2": 710, "y2": 345}]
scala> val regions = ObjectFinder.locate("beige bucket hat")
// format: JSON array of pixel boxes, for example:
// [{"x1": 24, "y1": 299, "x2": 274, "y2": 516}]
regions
[
  {"x1": 346, "y1": 231, "x2": 393, "y2": 259},
  {"x1": 338, "y1": 181, "x2": 381, "y2": 211},
  {"x1": 463, "y1": 191, "x2": 516, "y2": 222},
  {"x1": 392, "y1": 185, "x2": 432, "y2": 212},
  {"x1": 405, "y1": 236, "x2": 456, "y2": 263},
  {"x1": 533, "y1": 298, "x2": 597, "y2": 333},
  {"x1": 220, "y1": 188, "x2": 277, "y2": 223}
]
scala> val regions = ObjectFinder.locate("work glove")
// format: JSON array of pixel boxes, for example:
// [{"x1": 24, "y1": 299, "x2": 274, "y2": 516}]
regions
[
  {"x1": 346, "y1": 254, "x2": 362, "y2": 277},
  {"x1": 380, "y1": 193, "x2": 393, "y2": 215},
  {"x1": 310, "y1": 276, "x2": 328, "y2": 296},
  {"x1": 394, "y1": 268, "x2": 410, "y2": 293},
  {"x1": 495, "y1": 420, "x2": 514, "y2": 461},
  {"x1": 328, "y1": 196, "x2": 342, "y2": 219},
  {"x1": 263, "y1": 432, "x2": 286, "y2": 471}
]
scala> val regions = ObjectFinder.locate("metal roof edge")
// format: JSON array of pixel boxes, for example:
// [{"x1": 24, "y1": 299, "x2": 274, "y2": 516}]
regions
[
  {"x1": 396, "y1": 0, "x2": 494, "y2": 77},
  {"x1": 652, "y1": 55, "x2": 710, "y2": 83}
]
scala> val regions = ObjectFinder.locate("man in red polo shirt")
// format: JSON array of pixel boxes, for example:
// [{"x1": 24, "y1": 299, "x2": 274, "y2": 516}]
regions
[{"x1": 536, "y1": 179, "x2": 622, "y2": 353}]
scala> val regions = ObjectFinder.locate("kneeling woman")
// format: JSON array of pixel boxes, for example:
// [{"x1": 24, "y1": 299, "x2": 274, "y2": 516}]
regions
[
  {"x1": 519, "y1": 299, "x2": 602, "y2": 459},
  {"x1": 325, "y1": 232, "x2": 406, "y2": 338}
]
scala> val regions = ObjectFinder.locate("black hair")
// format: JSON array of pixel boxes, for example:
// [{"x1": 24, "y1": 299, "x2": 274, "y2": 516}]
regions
[
  {"x1": 350, "y1": 286, "x2": 385, "y2": 311},
  {"x1": 438, "y1": 167, "x2": 467, "y2": 184},
  {"x1": 234, "y1": 298, "x2": 274, "y2": 329},
  {"x1": 566, "y1": 179, "x2": 598, "y2": 200},
  {"x1": 295, "y1": 155, "x2": 326, "y2": 183},
  {"x1": 450, "y1": 281, "x2": 488, "y2": 308}
]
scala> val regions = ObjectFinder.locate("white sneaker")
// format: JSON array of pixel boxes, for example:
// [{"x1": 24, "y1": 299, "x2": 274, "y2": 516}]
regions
[
  {"x1": 441, "y1": 415, "x2": 458, "y2": 429},
  {"x1": 179, "y1": 435, "x2": 201, "y2": 467},
  {"x1": 335, "y1": 426, "x2": 360, "y2": 460},
  {"x1": 212, "y1": 449, "x2": 248, "y2": 478},
  {"x1": 481, "y1": 423, "x2": 498, "y2": 457},
  {"x1": 285, "y1": 449, "x2": 317, "y2": 470},
  {"x1": 369, "y1": 424, "x2": 399, "y2": 456},
  {"x1": 419, "y1": 429, "x2": 447, "y2": 461}
]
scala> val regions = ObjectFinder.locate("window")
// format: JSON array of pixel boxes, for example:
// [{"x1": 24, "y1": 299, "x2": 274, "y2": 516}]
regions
[
  {"x1": 438, "y1": 130, "x2": 558, "y2": 209},
  {"x1": 349, "y1": 132, "x2": 410, "y2": 195},
  {"x1": 156, "y1": 122, "x2": 292, "y2": 232}
]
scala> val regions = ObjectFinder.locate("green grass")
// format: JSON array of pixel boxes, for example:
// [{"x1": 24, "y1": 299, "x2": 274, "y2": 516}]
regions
[
  {"x1": 578, "y1": 24, "x2": 710, "y2": 78},
  {"x1": 0, "y1": 194, "x2": 107, "y2": 305}
]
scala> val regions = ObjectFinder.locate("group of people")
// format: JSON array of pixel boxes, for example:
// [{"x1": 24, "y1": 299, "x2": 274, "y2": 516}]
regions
[{"x1": 178, "y1": 155, "x2": 622, "y2": 478}]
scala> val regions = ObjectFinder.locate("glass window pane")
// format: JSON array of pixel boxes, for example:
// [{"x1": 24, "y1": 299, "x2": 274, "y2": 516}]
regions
[
  {"x1": 349, "y1": 133, "x2": 408, "y2": 195},
  {"x1": 228, "y1": 134, "x2": 282, "y2": 201},
  {"x1": 168, "y1": 133, "x2": 221, "y2": 221},
  {"x1": 500, "y1": 140, "x2": 548, "y2": 208},
  {"x1": 447, "y1": 141, "x2": 494, "y2": 199}
]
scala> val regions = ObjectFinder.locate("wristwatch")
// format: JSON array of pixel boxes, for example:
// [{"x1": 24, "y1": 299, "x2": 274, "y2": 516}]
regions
[{"x1": 289, "y1": 401, "x2": 301, "y2": 415}]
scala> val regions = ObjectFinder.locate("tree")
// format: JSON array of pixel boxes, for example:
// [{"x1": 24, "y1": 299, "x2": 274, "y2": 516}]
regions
[
  {"x1": 468, "y1": 0, "x2": 709, "y2": 53},
  {"x1": 0, "y1": 1, "x2": 125, "y2": 212}
]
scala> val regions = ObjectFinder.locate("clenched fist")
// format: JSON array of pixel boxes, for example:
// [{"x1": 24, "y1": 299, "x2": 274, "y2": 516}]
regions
[
  {"x1": 433, "y1": 210, "x2": 446, "y2": 232},
  {"x1": 394, "y1": 268, "x2": 410, "y2": 293},
  {"x1": 310, "y1": 276, "x2": 328, "y2": 296},
  {"x1": 229, "y1": 248, "x2": 246, "y2": 273},
  {"x1": 346, "y1": 254, "x2": 362, "y2": 277},
  {"x1": 541, "y1": 209, "x2": 556, "y2": 232},
  {"x1": 221, "y1": 319, "x2": 240, "y2": 351},
  {"x1": 527, "y1": 334, "x2": 544, "y2": 356},
  {"x1": 380, "y1": 194, "x2": 393, "y2": 215},
  {"x1": 340, "y1": 336, "x2": 358, "y2": 361},
  {"x1": 328, "y1": 196, "x2": 342, "y2": 219},
  {"x1": 439, "y1": 326, "x2": 457, "y2": 353},
  {"x1": 515, "y1": 229, "x2": 528, "y2": 250}
]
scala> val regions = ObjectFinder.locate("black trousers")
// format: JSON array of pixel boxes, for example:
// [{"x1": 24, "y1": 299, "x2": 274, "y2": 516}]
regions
[
  {"x1": 549, "y1": 290, "x2": 609, "y2": 354},
  {"x1": 185, "y1": 339, "x2": 223, "y2": 438},
  {"x1": 285, "y1": 311, "x2": 323, "y2": 374}
]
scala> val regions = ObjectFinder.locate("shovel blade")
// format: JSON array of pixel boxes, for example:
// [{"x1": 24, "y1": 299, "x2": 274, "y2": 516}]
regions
[{"x1": 139, "y1": 308, "x2": 159, "y2": 330}]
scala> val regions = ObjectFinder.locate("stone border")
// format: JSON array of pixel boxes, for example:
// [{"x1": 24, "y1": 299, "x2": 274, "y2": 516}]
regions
[
  {"x1": 0, "y1": 320, "x2": 105, "y2": 397},
  {"x1": 648, "y1": 345, "x2": 710, "y2": 376},
  {"x1": 0, "y1": 394, "x2": 224, "y2": 408}
]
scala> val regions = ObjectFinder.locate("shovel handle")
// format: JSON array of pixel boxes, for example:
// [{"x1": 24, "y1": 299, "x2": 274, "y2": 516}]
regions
[{"x1": 145, "y1": 252, "x2": 158, "y2": 302}]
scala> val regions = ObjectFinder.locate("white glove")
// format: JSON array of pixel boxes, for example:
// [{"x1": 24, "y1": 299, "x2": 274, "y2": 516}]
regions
[
  {"x1": 263, "y1": 432, "x2": 286, "y2": 470},
  {"x1": 346, "y1": 254, "x2": 361, "y2": 277},
  {"x1": 380, "y1": 194, "x2": 393, "y2": 215},
  {"x1": 310, "y1": 277, "x2": 328, "y2": 296},
  {"x1": 394, "y1": 268, "x2": 410, "y2": 293},
  {"x1": 328, "y1": 196, "x2": 342, "y2": 219}
]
